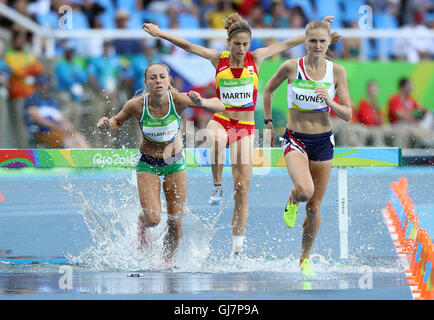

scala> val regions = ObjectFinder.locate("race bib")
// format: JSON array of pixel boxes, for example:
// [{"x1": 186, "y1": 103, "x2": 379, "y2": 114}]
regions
[
  {"x1": 141, "y1": 117, "x2": 179, "y2": 143},
  {"x1": 292, "y1": 79, "x2": 331, "y2": 111},
  {"x1": 219, "y1": 78, "x2": 254, "y2": 107}
]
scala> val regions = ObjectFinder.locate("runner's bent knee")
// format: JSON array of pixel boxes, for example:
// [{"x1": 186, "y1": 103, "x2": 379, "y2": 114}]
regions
[{"x1": 139, "y1": 208, "x2": 161, "y2": 227}]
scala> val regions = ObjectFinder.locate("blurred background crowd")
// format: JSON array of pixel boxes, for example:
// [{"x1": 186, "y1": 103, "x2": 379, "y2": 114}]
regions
[{"x1": 0, "y1": 0, "x2": 433, "y2": 150}]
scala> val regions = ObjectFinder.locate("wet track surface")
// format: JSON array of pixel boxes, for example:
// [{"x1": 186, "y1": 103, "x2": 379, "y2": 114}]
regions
[{"x1": 0, "y1": 166, "x2": 433, "y2": 300}]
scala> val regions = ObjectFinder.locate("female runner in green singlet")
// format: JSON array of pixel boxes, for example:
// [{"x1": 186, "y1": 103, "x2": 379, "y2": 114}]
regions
[{"x1": 97, "y1": 63, "x2": 224, "y2": 264}]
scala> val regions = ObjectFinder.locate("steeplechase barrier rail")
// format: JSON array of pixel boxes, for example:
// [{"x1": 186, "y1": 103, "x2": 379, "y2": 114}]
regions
[
  {"x1": 0, "y1": 147, "x2": 402, "y2": 260},
  {"x1": 383, "y1": 177, "x2": 433, "y2": 300}
]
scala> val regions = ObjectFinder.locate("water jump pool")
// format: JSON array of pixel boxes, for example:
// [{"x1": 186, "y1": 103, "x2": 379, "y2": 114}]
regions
[{"x1": 0, "y1": 148, "x2": 433, "y2": 301}]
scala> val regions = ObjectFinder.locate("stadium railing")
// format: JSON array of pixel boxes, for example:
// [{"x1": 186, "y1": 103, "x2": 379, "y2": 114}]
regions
[{"x1": 2, "y1": 2, "x2": 434, "y2": 62}]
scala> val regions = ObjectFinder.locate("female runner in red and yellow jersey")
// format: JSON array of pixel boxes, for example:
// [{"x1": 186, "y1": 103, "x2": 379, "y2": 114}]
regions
[{"x1": 143, "y1": 14, "x2": 333, "y2": 257}]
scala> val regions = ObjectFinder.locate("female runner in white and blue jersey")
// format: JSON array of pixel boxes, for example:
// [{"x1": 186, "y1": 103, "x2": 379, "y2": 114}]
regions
[
  {"x1": 97, "y1": 63, "x2": 224, "y2": 265},
  {"x1": 143, "y1": 15, "x2": 335, "y2": 259},
  {"x1": 263, "y1": 20, "x2": 352, "y2": 276}
]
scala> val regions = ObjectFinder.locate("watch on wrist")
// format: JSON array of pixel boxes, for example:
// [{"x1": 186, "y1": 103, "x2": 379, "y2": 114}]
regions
[{"x1": 264, "y1": 119, "x2": 273, "y2": 125}]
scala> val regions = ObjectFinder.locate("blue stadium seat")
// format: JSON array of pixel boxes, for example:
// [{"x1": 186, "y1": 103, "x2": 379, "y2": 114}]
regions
[
  {"x1": 331, "y1": 39, "x2": 344, "y2": 57},
  {"x1": 341, "y1": 0, "x2": 367, "y2": 24},
  {"x1": 374, "y1": 12, "x2": 399, "y2": 29},
  {"x1": 260, "y1": 0, "x2": 276, "y2": 12},
  {"x1": 36, "y1": 11, "x2": 58, "y2": 29},
  {"x1": 363, "y1": 38, "x2": 378, "y2": 60},
  {"x1": 127, "y1": 11, "x2": 144, "y2": 29},
  {"x1": 312, "y1": 0, "x2": 340, "y2": 21},
  {"x1": 426, "y1": 12, "x2": 434, "y2": 23},
  {"x1": 284, "y1": 0, "x2": 315, "y2": 21},
  {"x1": 314, "y1": 0, "x2": 345, "y2": 28},
  {"x1": 116, "y1": 0, "x2": 136, "y2": 12},
  {"x1": 179, "y1": 13, "x2": 204, "y2": 46},
  {"x1": 178, "y1": 13, "x2": 200, "y2": 29},
  {"x1": 100, "y1": 11, "x2": 116, "y2": 29},
  {"x1": 374, "y1": 12, "x2": 399, "y2": 58},
  {"x1": 96, "y1": 0, "x2": 116, "y2": 14},
  {"x1": 72, "y1": 10, "x2": 90, "y2": 29}
]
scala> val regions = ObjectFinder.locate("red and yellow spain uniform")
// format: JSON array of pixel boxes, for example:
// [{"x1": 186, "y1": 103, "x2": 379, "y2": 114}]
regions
[{"x1": 212, "y1": 51, "x2": 258, "y2": 144}]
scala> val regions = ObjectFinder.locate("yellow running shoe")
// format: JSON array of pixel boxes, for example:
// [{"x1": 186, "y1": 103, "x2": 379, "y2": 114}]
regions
[
  {"x1": 300, "y1": 259, "x2": 316, "y2": 277},
  {"x1": 283, "y1": 199, "x2": 298, "y2": 228}
]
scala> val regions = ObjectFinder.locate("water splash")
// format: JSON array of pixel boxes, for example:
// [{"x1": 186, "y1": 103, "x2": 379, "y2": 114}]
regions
[
  {"x1": 60, "y1": 173, "x2": 405, "y2": 276},
  {"x1": 62, "y1": 174, "x2": 225, "y2": 272}
]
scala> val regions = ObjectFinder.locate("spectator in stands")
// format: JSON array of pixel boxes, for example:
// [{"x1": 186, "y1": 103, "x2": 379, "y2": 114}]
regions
[
  {"x1": 237, "y1": 0, "x2": 257, "y2": 17},
  {"x1": 388, "y1": 77, "x2": 429, "y2": 125},
  {"x1": 393, "y1": 11, "x2": 434, "y2": 63},
  {"x1": 264, "y1": 2, "x2": 290, "y2": 28},
  {"x1": 399, "y1": 0, "x2": 429, "y2": 25},
  {"x1": 246, "y1": 4, "x2": 269, "y2": 51},
  {"x1": 112, "y1": 9, "x2": 142, "y2": 55},
  {"x1": 32, "y1": 0, "x2": 67, "y2": 33},
  {"x1": 262, "y1": 2, "x2": 292, "y2": 59},
  {"x1": 88, "y1": 40, "x2": 128, "y2": 106},
  {"x1": 0, "y1": 40, "x2": 9, "y2": 99},
  {"x1": 284, "y1": 6, "x2": 307, "y2": 59},
  {"x1": 358, "y1": 80, "x2": 384, "y2": 127},
  {"x1": 247, "y1": 4, "x2": 268, "y2": 29},
  {"x1": 205, "y1": 0, "x2": 237, "y2": 52},
  {"x1": 206, "y1": 0, "x2": 237, "y2": 29},
  {"x1": 162, "y1": 18, "x2": 193, "y2": 57},
  {"x1": 69, "y1": 1, "x2": 92, "y2": 56},
  {"x1": 342, "y1": 20, "x2": 361, "y2": 59},
  {"x1": 117, "y1": 0, "x2": 141, "y2": 12},
  {"x1": 55, "y1": 41, "x2": 87, "y2": 129},
  {"x1": 12, "y1": 0, "x2": 30, "y2": 16},
  {"x1": 0, "y1": 40, "x2": 10, "y2": 148},
  {"x1": 131, "y1": 39, "x2": 160, "y2": 95},
  {"x1": 11, "y1": 0, "x2": 32, "y2": 32},
  {"x1": 24, "y1": 74, "x2": 89, "y2": 148},
  {"x1": 289, "y1": 5, "x2": 307, "y2": 28},
  {"x1": 88, "y1": 40, "x2": 133, "y2": 147},
  {"x1": 82, "y1": 0, "x2": 106, "y2": 29},
  {"x1": 86, "y1": 13, "x2": 104, "y2": 58},
  {"x1": 145, "y1": 0, "x2": 173, "y2": 14},
  {"x1": 388, "y1": 77, "x2": 433, "y2": 147},
  {"x1": 170, "y1": 2, "x2": 204, "y2": 47},
  {"x1": 5, "y1": 30, "x2": 44, "y2": 148}
]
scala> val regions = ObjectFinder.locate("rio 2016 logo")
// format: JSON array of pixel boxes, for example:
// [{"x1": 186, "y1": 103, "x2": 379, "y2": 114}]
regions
[{"x1": 92, "y1": 152, "x2": 136, "y2": 167}]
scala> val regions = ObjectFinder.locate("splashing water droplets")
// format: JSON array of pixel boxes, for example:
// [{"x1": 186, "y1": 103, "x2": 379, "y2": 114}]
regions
[
  {"x1": 62, "y1": 175, "x2": 219, "y2": 272},
  {"x1": 59, "y1": 172, "x2": 405, "y2": 276}
]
